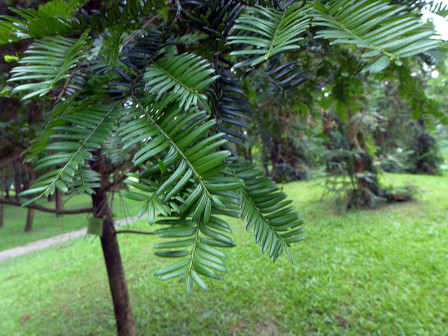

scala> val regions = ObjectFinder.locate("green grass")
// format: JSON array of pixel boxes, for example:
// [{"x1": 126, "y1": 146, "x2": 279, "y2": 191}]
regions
[
  {"x1": 439, "y1": 138, "x2": 448, "y2": 174},
  {"x1": 0, "y1": 194, "x2": 141, "y2": 251},
  {"x1": 1, "y1": 173, "x2": 447, "y2": 335}
]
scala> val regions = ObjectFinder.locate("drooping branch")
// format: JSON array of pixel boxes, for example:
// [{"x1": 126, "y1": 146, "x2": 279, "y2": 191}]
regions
[
  {"x1": 102, "y1": 165, "x2": 139, "y2": 193},
  {"x1": 0, "y1": 154, "x2": 22, "y2": 170},
  {"x1": 0, "y1": 198, "x2": 92, "y2": 214}
]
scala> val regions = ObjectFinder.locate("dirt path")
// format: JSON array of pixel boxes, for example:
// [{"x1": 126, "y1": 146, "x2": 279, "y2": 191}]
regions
[{"x1": 0, "y1": 215, "x2": 140, "y2": 263}]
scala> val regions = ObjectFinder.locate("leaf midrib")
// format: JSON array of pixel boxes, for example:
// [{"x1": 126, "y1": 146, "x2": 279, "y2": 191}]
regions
[{"x1": 131, "y1": 94, "x2": 213, "y2": 202}]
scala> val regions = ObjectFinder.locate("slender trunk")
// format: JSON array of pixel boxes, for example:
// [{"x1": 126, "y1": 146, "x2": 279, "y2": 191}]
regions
[
  {"x1": 24, "y1": 207, "x2": 35, "y2": 232},
  {"x1": 247, "y1": 145, "x2": 253, "y2": 163},
  {"x1": 24, "y1": 170, "x2": 36, "y2": 232},
  {"x1": 0, "y1": 203, "x2": 3, "y2": 227},
  {"x1": 346, "y1": 113, "x2": 383, "y2": 206},
  {"x1": 13, "y1": 161, "x2": 21, "y2": 201},
  {"x1": 262, "y1": 151, "x2": 269, "y2": 176},
  {"x1": 91, "y1": 154, "x2": 136, "y2": 336},
  {"x1": 0, "y1": 169, "x2": 4, "y2": 227},
  {"x1": 55, "y1": 188, "x2": 64, "y2": 215}
]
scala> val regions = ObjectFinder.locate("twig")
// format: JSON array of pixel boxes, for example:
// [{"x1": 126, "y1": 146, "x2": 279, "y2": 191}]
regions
[
  {"x1": 57, "y1": 65, "x2": 82, "y2": 100},
  {"x1": 115, "y1": 230, "x2": 157, "y2": 235},
  {"x1": 0, "y1": 198, "x2": 92, "y2": 214},
  {"x1": 175, "y1": 0, "x2": 182, "y2": 18},
  {"x1": 122, "y1": 16, "x2": 159, "y2": 49},
  {"x1": 103, "y1": 165, "x2": 139, "y2": 192}
]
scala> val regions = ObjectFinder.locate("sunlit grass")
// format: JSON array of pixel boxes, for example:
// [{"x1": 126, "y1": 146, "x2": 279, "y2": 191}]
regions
[
  {"x1": 0, "y1": 193, "x2": 140, "y2": 251},
  {"x1": 0, "y1": 173, "x2": 447, "y2": 335}
]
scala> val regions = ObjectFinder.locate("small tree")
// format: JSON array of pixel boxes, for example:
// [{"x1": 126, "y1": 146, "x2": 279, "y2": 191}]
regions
[{"x1": 0, "y1": 0, "x2": 440, "y2": 334}]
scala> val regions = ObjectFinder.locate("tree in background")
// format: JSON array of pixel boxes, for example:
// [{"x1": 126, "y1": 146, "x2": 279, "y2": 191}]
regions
[
  {"x1": 242, "y1": 53, "x2": 321, "y2": 182},
  {"x1": 0, "y1": 0, "x2": 442, "y2": 334}
]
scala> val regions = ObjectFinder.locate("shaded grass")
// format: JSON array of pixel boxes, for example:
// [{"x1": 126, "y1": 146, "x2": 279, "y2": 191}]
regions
[
  {"x1": 0, "y1": 194, "x2": 141, "y2": 251},
  {"x1": 0, "y1": 173, "x2": 447, "y2": 335}
]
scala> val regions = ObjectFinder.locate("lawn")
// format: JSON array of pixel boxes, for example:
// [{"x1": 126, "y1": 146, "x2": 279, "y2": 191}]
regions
[
  {"x1": 0, "y1": 193, "x2": 141, "y2": 251},
  {"x1": 0, "y1": 173, "x2": 447, "y2": 335}
]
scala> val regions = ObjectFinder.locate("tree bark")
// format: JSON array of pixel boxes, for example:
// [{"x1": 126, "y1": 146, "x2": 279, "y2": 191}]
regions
[
  {"x1": 0, "y1": 203, "x2": 3, "y2": 227},
  {"x1": 55, "y1": 188, "x2": 64, "y2": 215},
  {"x1": 91, "y1": 153, "x2": 136, "y2": 336},
  {"x1": 346, "y1": 113, "x2": 383, "y2": 207},
  {"x1": 13, "y1": 160, "x2": 21, "y2": 201},
  {"x1": 0, "y1": 169, "x2": 4, "y2": 227},
  {"x1": 24, "y1": 207, "x2": 34, "y2": 232},
  {"x1": 24, "y1": 169, "x2": 36, "y2": 232}
]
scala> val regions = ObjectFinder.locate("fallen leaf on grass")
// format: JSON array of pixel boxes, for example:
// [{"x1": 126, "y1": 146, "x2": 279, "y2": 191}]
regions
[
  {"x1": 229, "y1": 320, "x2": 248, "y2": 335},
  {"x1": 336, "y1": 314, "x2": 351, "y2": 329},
  {"x1": 20, "y1": 313, "x2": 31, "y2": 323},
  {"x1": 5, "y1": 273, "x2": 22, "y2": 281}
]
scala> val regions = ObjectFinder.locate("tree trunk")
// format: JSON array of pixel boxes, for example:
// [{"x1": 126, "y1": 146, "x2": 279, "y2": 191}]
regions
[
  {"x1": 0, "y1": 169, "x2": 4, "y2": 227},
  {"x1": 13, "y1": 160, "x2": 21, "y2": 201},
  {"x1": 347, "y1": 113, "x2": 383, "y2": 207},
  {"x1": 91, "y1": 153, "x2": 136, "y2": 336},
  {"x1": 24, "y1": 207, "x2": 35, "y2": 232},
  {"x1": 0, "y1": 203, "x2": 3, "y2": 227},
  {"x1": 55, "y1": 188, "x2": 64, "y2": 215},
  {"x1": 24, "y1": 169, "x2": 36, "y2": 232}
]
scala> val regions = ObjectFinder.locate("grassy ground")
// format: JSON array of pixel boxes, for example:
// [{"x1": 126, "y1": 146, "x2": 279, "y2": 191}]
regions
[
  {"x1": 0, "y1": 194, "x2": 140, "y2": 251},
  {"x1": 0, "y1": 173, "x2": 447, "y2": 335}
]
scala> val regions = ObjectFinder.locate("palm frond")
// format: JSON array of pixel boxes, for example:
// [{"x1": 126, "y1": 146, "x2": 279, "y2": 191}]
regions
[
  {"x1": 78, "y1": 0, "x2": 163, "y2": 31},
  {"x1": 312, "y1": 0, "x2": 441, "y2": 73},
  {"x1": 0, "y1": 7, "x2": 76, "y2": 45},
  {"x1": 231, "y1": 160, "x2": 305, "y2": 262},
  {"x1": 121, "y1": 29, "x2": 171, "y2": 71},
  {"x1": 390, "y1": 0, "x2": 425, "y2": 13},
  {"x1": 228, "y1": 3, "x2": 310, "y2": 68},
  {"x1": 153, "y1": 213, "x2": 236, "y2": 295},
  {"x1": 184, "y1": 0, "x2": 245, "y2": 38},
  {"x1": 102, "y1": 130, "x2": 131, "y2": 165},
  {"x1": 425, "y1": 0, "x2": 448, "y2": 16},
  {"x1": 119, "y1": 95, "x2": 243, "y2": 224},
  {"x1": 8, "y1": 32, "x2": 89, "y2": 100},
  {"x1": 260, "y1": 53, "x2": 308, "y2": 90},
  {"x1": 0, "y1": 0, "x2": 163, "y2": 46},
  {"x1": 144, "y1": 53, "x2": 220, "y2": 112},
  {"x1": 207, "y1": 67, "x2": 251, "y2": 149},
  {"x1": 119, "y1": 95, "x2": 245, "y2": 293},
  {"x1": 68, "y1": 165, "x2": 102, "y2": 196},
  {"x1": 19, "y1": 104, "x2": 120, "y2": 204}
]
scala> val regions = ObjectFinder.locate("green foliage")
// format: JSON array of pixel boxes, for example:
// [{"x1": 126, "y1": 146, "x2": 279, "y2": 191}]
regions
[
  {"x1": 1, "y1": 0, "x2": 442, "y2": 295},
  {"x1": 144, "y1": 54, "x2": 219, "y2": 112},
  {"x1": 0, "y1": 0, "x2": 163, "y2": 45},
  {"x1": 20, "y1": 104, "x2": 120, "y2": 204},
  {"x1": 312, "y1": 0, "x2": 441, "y2": 73},
  {"x1": 153, "y1": 215, "x2": 235, "y2": 294},
  {"x1": 8, "y1": 33, "x2": 89, "y2": 99},
  {"x1": 232, "y1": 160, "x2": 305, "y2": 261},
  {"x1": 228, "y1": 3, "x2": 311, "y2": 68},
  {"x1": 426, "y1": 0, "x2": 448, "y2": 16}
]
